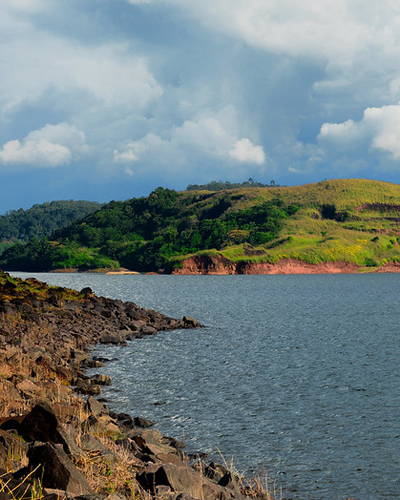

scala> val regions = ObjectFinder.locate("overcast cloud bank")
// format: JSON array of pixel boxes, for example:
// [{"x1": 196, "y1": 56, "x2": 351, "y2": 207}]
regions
[{"x1": 1, "y1": 0, "x2": 400, "y2": 211}]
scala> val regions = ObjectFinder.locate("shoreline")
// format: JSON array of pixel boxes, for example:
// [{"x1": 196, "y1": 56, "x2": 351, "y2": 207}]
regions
[
  {"x1": 0, "y1": 271, "x2": 269, "y2": 500},
  {"x1": 173, "y1": 257, "x2": 400, "y2": 275},
  {"x1": 30, "y1": 258, "x2": 400, "y2": 275}
]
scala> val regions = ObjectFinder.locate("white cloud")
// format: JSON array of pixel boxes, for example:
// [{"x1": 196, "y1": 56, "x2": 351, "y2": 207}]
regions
[
  {"x1": 229, "y1": 138, "x2": 265, "y2": 164},
  {"x1": 318, "y1": 103, "x2": 400, "y2": 160},
  {"x1": 113, "y1": 133, "x2": 179, "y2": 168},
  {"x1": 127, "y1": 0, "x2": 400, "y2": 107},
  {"x1": 318, "y1": 119, "x2": 361, "y2": 149},
  {"x1": 0, "y1": 26, "x2": 163, "y2": 115},
  {"x1": 29, "y1": 122, "x2": 86, "y2": 151},
  {"x1": 4, "y1": 0, "x2": 400, "y2": 192},
  {"x1": 113, "y1": 106, "x2": 250, "y2": 166},
  {"x1": 0, "y1": 122, "x2": 86, "y2": 168},
  {"x1": 114, "y1": 149, "x2": 139, "y2": 163},
  {"x1": 0, "y1": 139, "x2": 70, "y2": 167},
  {"x1": 367, "y1": 106, "x2": 400, "y2": 158},
  {"x1": 173, "y1": 116, "x2": 233, "y2": 155},
  {"x1": 149, "y1": 0, "x2": 398, "y2": 64}
]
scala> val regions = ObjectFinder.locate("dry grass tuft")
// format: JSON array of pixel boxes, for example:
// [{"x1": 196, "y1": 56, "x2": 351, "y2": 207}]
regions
[
  {"x1": 0, "y1": 466, "x2": 44, "y2": 500},
  {"x1": 216, "y1": 448, "x2": 282, "y2": 500},
  {"x1": 74, "y1": 430, "x2": 142, "y2": 498}
]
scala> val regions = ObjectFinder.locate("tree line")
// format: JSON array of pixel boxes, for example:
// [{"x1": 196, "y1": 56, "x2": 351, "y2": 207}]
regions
[{"x1": 0, "y1": 188, "x2": 299, "y2": 272}]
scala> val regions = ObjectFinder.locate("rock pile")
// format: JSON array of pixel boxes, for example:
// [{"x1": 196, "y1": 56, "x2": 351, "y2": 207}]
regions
[{"x1": 0, "y1": 272, "x2": 261, "y2": 500}]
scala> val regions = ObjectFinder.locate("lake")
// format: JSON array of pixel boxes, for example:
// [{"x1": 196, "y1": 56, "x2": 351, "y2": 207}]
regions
[{"x1": 13, "y1": 272, "x2": 400, "y2": 499}]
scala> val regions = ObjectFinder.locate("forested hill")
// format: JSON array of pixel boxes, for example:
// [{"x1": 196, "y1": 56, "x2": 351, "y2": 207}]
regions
[
  {"x1": 0, "y1": 200, "x2": 102, "y2": 250},
  {"x1": 2, "y1": 178, "x2": 400, "y2": 273}
]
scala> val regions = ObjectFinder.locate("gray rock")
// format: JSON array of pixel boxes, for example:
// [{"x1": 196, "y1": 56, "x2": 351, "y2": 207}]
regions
[
  {"x1": 99, "y1": 332, "x2": 126, "y2": 345},
  {"x1": 138, "y1": 464, "x2": 236, "y2": 500},
  {"x1": 182, "y1": 316, "x2": 202, "y2": 328},
  {"x1": 140, "y1": 325, "x2": 158, "y2": 336},
  {"x1": 76, "y1": 380, "x2": 102, "y2": 396},
  {"x1": 89, "y1": 374, "x2": 111, "y2": 386},
  {"x1": 85, "y1": 396, "x2": 107, "y2": 416}
]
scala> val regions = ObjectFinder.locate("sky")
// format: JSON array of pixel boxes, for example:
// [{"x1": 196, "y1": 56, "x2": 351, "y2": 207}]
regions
[{"x1": 2, "y1": 0, "x2": 400, "y2": 212}]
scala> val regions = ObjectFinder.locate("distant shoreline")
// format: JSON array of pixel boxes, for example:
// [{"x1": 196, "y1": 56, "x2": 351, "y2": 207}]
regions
[
  {"x1": 21, "y1": 258, "x2": 400, "y2": 275},
  {"x1": 173, "y1": 257, "x2": 400, "y2": 275}
]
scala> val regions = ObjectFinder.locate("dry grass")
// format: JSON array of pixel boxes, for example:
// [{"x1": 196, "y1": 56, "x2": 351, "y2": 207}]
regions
[
  {"x1": 0, "y1": 393, "x2": 31, "y2": 420},
  {"x1": 216, "y1": 448, "x2": 282, "y2": 500},
  {"x1": 0, "y1": 466, "x2": 44, "y2": 500},
  {"x1": 74, "y1": 438, "x2": 141, "y2": 498}
]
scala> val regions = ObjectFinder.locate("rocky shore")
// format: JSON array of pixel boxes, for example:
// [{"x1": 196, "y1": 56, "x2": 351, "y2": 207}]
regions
[{"x1": 0, "y1": 271, "x2": 264, "y2": 500}]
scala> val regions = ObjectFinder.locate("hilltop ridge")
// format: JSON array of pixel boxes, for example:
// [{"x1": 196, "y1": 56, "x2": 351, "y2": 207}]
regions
[{"x1": 1, "y1": 178, "x2": 400, "y2": 273}]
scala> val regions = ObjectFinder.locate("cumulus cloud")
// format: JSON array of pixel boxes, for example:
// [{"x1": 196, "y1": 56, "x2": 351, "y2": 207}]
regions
[
  {"x1": 229, "y1": 138, "x2": 265, "y2": 164},
  {"x1": 0, "y1": 123, "x2": 86, "y2": 168},
  {"x1": 318, "y1": 104, "x2": 400, "y2": 160},
  {"x1": 29, "y1": 123, "x2": 86, "y2": 151},
  {"x1": 113, "y1": 133, "x2": 175, "y2": 168},
  {"x1": 367, "y1": 106, "x2": 400, "y2": 158},
  {"x1": 318, "y1": 119, "x2": 362, "y2": 150},
  {"x1": 113, "y1": 106, "x2": 263, "y2": 169},
  {"x1": 4, "y1": 0, "x2": 400, "y2": 208},
  {"x1": 0, "y1": 139, "x2": 70, "y2": 167},
  {"x1": 173, "y1": 116, "x2": 233, "y2": 156},
  {"x1": 114, "y1": 149, "x2": 139, "y2": 163}
]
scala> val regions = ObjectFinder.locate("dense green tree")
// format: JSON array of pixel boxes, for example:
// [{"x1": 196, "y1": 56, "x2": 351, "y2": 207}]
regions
[
  {"x1": 0, "y1": 200, "x2": 101, "y2": 243},
  {"x1": 0, "y1": 187, "x2": 297, "y2": 272}
]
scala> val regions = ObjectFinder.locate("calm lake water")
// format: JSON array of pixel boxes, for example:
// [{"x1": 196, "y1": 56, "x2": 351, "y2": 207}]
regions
[{"x1": 13, "y1": 272, "x2": 400, "y2": 499}]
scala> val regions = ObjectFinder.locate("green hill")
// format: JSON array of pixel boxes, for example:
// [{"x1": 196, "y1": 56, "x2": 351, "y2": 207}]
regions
[
  {"x1": 1, "y1": 179, "x2": 400, "y2": 273},
  {"x1": 0, "y1": 200, "x2": 102, "y2": 254}
]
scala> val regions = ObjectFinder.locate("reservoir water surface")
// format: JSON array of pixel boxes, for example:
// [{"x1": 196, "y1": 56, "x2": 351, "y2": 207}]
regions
[{"x1": 14, "y1": 272, "x2": 400, "y2": 499}]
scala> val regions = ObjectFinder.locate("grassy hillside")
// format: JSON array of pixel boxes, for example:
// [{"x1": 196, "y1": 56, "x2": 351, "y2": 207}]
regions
[{"x1": 1, "y1": 179, "x2": 400, "y2": 272}]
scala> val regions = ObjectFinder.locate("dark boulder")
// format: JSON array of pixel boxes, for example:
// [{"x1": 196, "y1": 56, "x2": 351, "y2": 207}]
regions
[
  {"x1": 137, "y1": 464, "x2": 236, "y2": 500},
  {"x1": 133, "y1": 416, "x2": 155, "y2": 428},
  {"x1": 218, "y1": 471, "x2": 242, "y2": 495},
  {"x1": 204, "y1": 461, "x2": 228, "y2": 483},
  {"x1": 27, "y1": 443, "x2": 93, "y2": 496},
  {"x1": 0, "y1": 469, "x2": 37, "y2": 500},
  {"x1": 18, "y1": 403, "x2": 71, "y2": 453}
]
